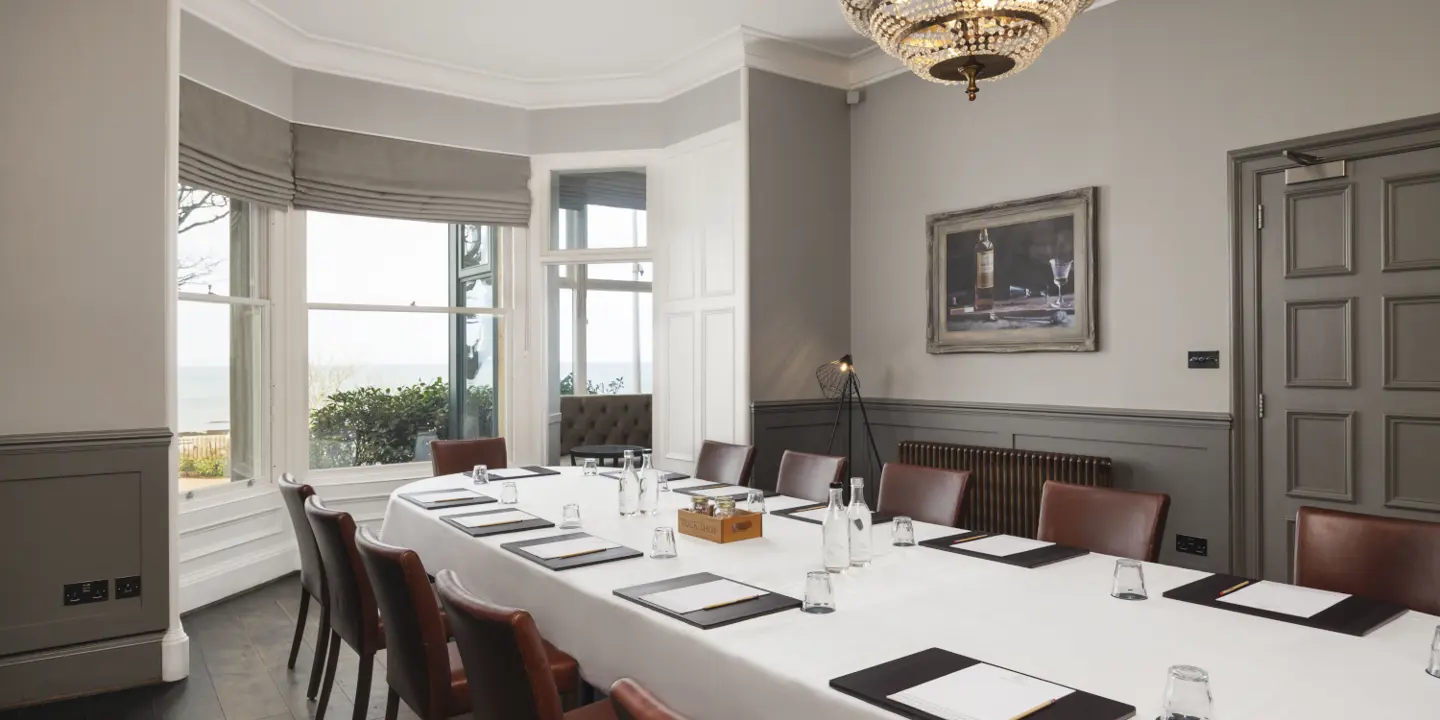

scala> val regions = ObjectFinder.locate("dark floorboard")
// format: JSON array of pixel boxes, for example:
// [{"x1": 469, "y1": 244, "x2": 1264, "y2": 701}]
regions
[{"x1": 0, "y1": 577, "x2": 420, "y2": 720}]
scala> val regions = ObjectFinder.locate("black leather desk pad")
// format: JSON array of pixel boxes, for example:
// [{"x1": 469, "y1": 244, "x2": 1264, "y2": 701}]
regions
[
  {"x1": 401, "y1": 488, "x2": 497, "y2": 511},
  {"x1": 464, "y1": 465, "x2": 561, "y2": 481},
  {"x1": 1162, "y1": 573, "x2": 1408, "y2": 637},
  {"x1": 613, "y1": 572, "x2": 800, "y2": 629},
  {"x1": 920, "y1": 531, "x2": 1089, "y2": 569},
  {"x1": 441, "y1": 507, "x2": 554, "y2": 538},
  {"x1": 772, "y1": 503, "x2": 895, "y2": 525},
  {"x1": 831, "y1": 647, "x2": 1136, "y2": 720},
  {"x1": 670, "y1": 483, "x2": 777, "y2": 499},
  {"x1": 502, "y1": 532, "x2": 642, "y2": 571}
]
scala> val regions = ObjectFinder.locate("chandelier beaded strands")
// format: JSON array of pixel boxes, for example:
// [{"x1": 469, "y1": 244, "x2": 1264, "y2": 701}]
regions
[{"x1": 841, "y1": 0, "x2": 1093, "y2": 101}]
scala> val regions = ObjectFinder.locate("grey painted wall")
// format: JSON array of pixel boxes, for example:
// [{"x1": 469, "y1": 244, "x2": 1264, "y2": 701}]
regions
[
  {"x1": 849, "y1": 0, "x2": 1440, "y2": 414},
  {"x1": 663, "y1": 71, "x2": 743, "y2": 148},
  {"x1": 753, "y1": 399, "x2": 1233, "y2": 573},
  {"x1": 748, "y1": 70, "x2": 852, "y2": 402},
  {"x1": 528, "y1": 72, "x2": 742, "y2": 154}
]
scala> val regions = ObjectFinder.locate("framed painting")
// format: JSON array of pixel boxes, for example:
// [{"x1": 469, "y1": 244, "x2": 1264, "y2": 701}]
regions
[{"x1": 926, "y1": 187, "x2": 1098, "y2": 353}]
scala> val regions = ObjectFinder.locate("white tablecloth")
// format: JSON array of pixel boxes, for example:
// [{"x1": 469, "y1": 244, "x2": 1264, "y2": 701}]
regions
[{"x1": 380, "y1": 468, "x2": 1438, "y2": 719}]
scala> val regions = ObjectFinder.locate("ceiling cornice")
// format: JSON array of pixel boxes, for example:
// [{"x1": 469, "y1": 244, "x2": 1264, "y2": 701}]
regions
[{"x1": 182, "y1": 0, "x2": 1128, "y2": 109}]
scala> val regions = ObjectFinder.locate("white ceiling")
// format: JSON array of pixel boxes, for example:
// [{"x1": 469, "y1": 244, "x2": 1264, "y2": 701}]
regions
[{"x1": 247, "y1": 0, "x2": 873, "y2": 81}]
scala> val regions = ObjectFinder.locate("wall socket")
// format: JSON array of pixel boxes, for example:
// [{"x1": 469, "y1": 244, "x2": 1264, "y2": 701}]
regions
[
  {"x1": 63, "y1": 580, "x2": 110, "y2": 606},
  {"x1": 1175, "y1": 534, "x2": 1208, "y2": 556},
  {"x1": 116, "y1": 575, "x2": 142, "y2": 599}
]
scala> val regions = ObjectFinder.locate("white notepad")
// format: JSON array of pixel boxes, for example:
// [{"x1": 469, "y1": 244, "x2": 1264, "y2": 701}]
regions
[
  {"x1": 692, "y1": 486, "x2": 750, "y2": 499},
  {"x1": 1216, "y1": 580, "x2": 1349, "y2": 618},
  {"x1": 662, "y1": 478, "x2": 710, "y2": 489},
  {"x1": 789, "y1": 507, "x2": 832, "y2": 523},
  {"x1": 524, "y1": 536, "x2": 618, "y2": 560},
  {"x1": 411, "y1": 489, "x2": 480, "y2": 503},
  {"x1": 889, "y1": 663, "x2": 1074, "y2": 720},
  {"x1": 452, "y1": 511, "x2": 531, "y2": 528},
  {"x1": 641, "y1": 579, "x2": 767, "y2": 615},
  {"x1": 954, "y1": 535, "x2": 1053, "y2": 557},
  {"x1": 486, "y1": 467, "x2": 540, "y2": 480}
]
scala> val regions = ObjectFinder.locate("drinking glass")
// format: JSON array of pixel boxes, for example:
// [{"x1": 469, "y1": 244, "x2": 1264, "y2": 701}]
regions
[
  {"x1": 746, "y1": 489, "x2": 767, "y2": 514},
  {"x1": 472, "y1": 464, "x2": 489, "y2": 485},
  {"x1": 892, "y1": 516, "x2": 916, "y2": 546},
  {"x1": 560, "y1": 503, "x2": 582, "y2": 529},
  {"x1": 1112, "y1": 558, "x2": 1148, "y2": 601},
  {"x1": 1161, "y1": 665, "x2": 1213, "y2": 720},
  {"x1": 499, "y1": 481, "x2": 519, "y2": 505},
  {"x1": 1428, "y1": 626, "x2": 1440, "y2": 679},
  {"x1": 582, "y1": 458, "x2": 598, "y2": 476},
  {"x1": 650, "y1": 527, "x2": 678, "y2": 559},
  {"x1": 802, "y1": 571, "x2": 836, "y2": 614},
  {"x1": 1049, "y1": 258, "x2": 1074, "y2": 308}
]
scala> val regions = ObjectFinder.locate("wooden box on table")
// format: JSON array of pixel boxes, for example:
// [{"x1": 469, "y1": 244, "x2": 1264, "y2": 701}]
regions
[{"x1": 677, "y1": 509, "x2": 763, "y2": 543}]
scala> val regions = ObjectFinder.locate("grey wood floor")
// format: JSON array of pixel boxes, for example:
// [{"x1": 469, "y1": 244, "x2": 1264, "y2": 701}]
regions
[{"x1": 1, "y1": 575, "x2": 421, "y2": 720}]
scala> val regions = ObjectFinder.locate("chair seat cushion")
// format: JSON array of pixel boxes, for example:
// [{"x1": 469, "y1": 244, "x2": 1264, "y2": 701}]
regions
[
  {"x1": 544, "y1": 639, "x2": 579, "y2": 694},
  {"x1": 564, "y1": 700, "x2": 618, "y2": 720}
]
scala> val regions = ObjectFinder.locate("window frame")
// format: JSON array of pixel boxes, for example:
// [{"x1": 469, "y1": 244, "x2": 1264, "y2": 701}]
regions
[{"x1": 552, "y1": 261, "x2": 652, "y2": 396}]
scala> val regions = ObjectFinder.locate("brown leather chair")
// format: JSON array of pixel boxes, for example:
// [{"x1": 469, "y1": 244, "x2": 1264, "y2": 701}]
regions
[
  {"x1": 609, "y1": 679, "x2": 686, "y2": 720},
  {"x1": 277, "y1": 473, "x2": 330, "y2": 700},
  {"x1": 694, "y1": 440, "x2": 755, "y2": 487},
  {"x1": 355, "y1": 528, "x2": 468, "y2": 720},
  {"x1": 774, "y1": 451, "x2": 846, "y2": 503},
  {"x1": 1295, "y1": 506, "x2": 1440, "y2": 616},
  {"x1": 1036, "y1": 481, "x2": 1170, "y2": 562},
  {"x1": 434, "y1": 569, "x2": 612, "y2": 720},
  {"x1": 431, "y1": 437, "x2": 509, "y2": 477},
  {"x1": 305, "y1": 495, "x2": 384, "y2": 720},
  {"x1": 876, "y1": 463, "x2": 971, "y2": 528}
]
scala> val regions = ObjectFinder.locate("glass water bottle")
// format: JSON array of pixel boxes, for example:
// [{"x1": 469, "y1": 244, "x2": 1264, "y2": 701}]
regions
[
  {"x1": 618, "y1": 450, "x2": 639, "y2": 517},
  {"x1": 638, "y1": 452, "x2": 660, "y2": 515},
  {"x1": 822, "y1": 481, "x2": 851, "y2": 573},
  {"x1": 847, "y1": 477, "x2": 873, "y2": 567}
]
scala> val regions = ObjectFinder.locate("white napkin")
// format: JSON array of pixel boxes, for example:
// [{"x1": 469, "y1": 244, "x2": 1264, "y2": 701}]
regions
[
  {"x1": 954, "y1": 535, "x2": 1053, "y2": 557},
  {"x1": 889, "y1": 663, "x2": 1074, "y2": 720},
  {"x1": 453, "y1": 510, "x2": 531, "y2": 528},
  {"x1": 525, "y1": 536, "x2": 618, "y2": 560},
  {"x1": 1216, "y1": 580, "x2": 1348, "y2": 618},
  {"x1": 486, "y1": 467, "x2": 540, "y2": 479},
  {"x1": 641, "y1": 579, "x2": 766, "y2": 614}
]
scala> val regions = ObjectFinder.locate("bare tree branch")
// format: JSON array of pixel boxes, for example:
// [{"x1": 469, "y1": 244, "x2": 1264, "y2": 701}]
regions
[{"x1": 176, "y1": 186, "x2": 232, "y2": 287}]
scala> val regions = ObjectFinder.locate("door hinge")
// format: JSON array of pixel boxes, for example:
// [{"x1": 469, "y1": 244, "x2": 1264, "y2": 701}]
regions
[
  {"x1": 1257, "y1": 204, "x2": 1265, "y2": 230},
  {"x1": 1258, "y1": 393, "x2": 1266, "y2": 419}
]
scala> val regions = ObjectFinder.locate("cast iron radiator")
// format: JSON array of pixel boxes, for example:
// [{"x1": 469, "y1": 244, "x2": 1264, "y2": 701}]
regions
[{"x1": 896, "y1": 441, "x2": 1113, "y2": 538}]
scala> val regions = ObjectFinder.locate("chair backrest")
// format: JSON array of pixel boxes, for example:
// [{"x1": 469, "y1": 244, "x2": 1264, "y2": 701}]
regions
[
  {"x1": 304, "y1": 496, "x2": 382, "y2": 653},
  {"x1": 430, "y1": 437, "x2": 508, "y2": 476},
  {"x1": 355, "y1": 528, "x2": 454, "y2": 719},
  {"x1": 1036, "y1": 481, "x2": 1170, "y2": 562},
  {"x1": 434, "y1": 569, "x2": 563, "y2": 720},
  {"x1": 610, "y1": 678, "x2": 687, "y2": 720},
  {"x1": 278, "y1": 473, "x2": 326, "y2": 601},
  {"x1": 1295, "y1": 506, "x2": 1440, "y2": 616},
  {"x1": 876, "y1": 463, "x2": 971, "y2": 527},
  {"x1": 694, "y1": 440, "x2": 756, "y2": 487},
  {"x1": 774, "y1": 451, "x2": 846, "y2": 503}
]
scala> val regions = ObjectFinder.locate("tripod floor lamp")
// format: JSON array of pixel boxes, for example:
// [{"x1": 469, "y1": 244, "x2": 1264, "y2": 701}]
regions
[{"x1": 816, "y1": 354, "x2": 883, "y2": 486}]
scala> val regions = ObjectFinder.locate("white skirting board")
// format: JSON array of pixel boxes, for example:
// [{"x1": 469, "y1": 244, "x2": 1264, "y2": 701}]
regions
[{"x1": 179, "y1": 542, "x2": 298, "y2": 614}]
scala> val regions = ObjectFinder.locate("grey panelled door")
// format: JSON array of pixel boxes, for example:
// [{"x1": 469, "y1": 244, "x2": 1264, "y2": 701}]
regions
[{"x1": 1259, "y1": 147, "x2": 1440, "y2": 581}]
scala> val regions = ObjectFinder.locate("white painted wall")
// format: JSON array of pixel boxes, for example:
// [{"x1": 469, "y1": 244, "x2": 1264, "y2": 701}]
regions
[{"x1": 850, "y1": 0, "x2": 1440, "y2": 413}]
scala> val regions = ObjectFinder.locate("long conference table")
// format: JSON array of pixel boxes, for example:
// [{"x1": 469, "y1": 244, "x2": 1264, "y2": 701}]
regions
[{"x1": 380, "y1": 467, "x2": 1438, "y2": 719}]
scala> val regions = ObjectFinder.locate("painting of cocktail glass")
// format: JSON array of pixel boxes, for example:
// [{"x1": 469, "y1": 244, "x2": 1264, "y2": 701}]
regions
[{"x1": 926, "y1": 188, "x2": 1097, "y2": 353}]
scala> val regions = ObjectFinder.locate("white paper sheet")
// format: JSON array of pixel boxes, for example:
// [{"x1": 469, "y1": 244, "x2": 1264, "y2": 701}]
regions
[
  {"x1": 788, "y1": 507, "x2": 832, "y2": 523},
  {"x1": 641, "y1": 579, "x2": 767, "y2": 615},
  {"x1": 954, "y1": 535, "x2": 1054, "y2": 557},
  {"x1": 524, "y1": 536, "x2": 619, "y2": 560},
  {"x1": 452, "y1": 510, "x2": 531, "y2": 528},
  {"x1": 486, "y1": 467, "x2": 541, "y2": 479},
  {"x1": 663, "y1": 478, "x2": 710, "y2": 489},
  {"x1": 411, "y1": 489, "x2": 480, "y2": 503},
  {"x1": 889, "y1": 663, "x2": 1075, "y2": 720},
  {"x1": 1216, "y1": 580, "x2": 1349, "y2": 618},
  {"x1": 692, "y1": 486, "x2": 751, "y2": 499}
]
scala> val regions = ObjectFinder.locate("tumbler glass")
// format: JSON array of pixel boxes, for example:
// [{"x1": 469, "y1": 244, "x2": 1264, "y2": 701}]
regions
[
  {"x1": 582, "y1": 458, "x2": 599, "y2": 476},
  {"x1": 802, "y1": 571, "x2": 836, "y2": 614},
  {"x1": 650, "y1": 527, "x2": 678, "y2": 559},
  {"x1": 1112, "y1": 558, "x2": 1148, "y2": 601},
  {"x1": 1428, "y1": 626, "x2": 1440, "y2": 679},
  {"x1": 560, "y1": 503, "x2": 583, "y2": 529},
  {"x1": 1161, "y1": 665, "x2": 1213, "y2": 720},
  {"x1": 892, "y1": 516, "x2": 916, "y2": 546},
  {"x1": 746, "y1": 489, "x2": 767, "y2": 514},
  {"x1": 499, "y1": 481, "x2": 519, "y2": 505},
  {"x1": 472, "y1": 464, "x2": 489, "y2": 484}
]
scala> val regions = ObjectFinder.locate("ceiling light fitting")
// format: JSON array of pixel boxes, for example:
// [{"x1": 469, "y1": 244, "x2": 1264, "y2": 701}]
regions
[{"x1": 840, "y1": 0, "x2": 1092, "y2": 101}]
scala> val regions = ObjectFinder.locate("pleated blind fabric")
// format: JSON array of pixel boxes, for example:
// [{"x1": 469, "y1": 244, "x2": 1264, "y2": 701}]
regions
[
  {"x1": 556, "y1": 171, "x2": 647, "y2": 211},
  {"x1": 292, "y1": 125, "x2": 531, "y2": 225},
  {"x1": 178, "y1": 79, "x2": 294, "y2": 208}
]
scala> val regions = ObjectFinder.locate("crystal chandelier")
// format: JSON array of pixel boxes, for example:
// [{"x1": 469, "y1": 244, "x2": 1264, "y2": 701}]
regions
[{"x1": 841, "y1": 0, "x2": 1093, "y2": 101}]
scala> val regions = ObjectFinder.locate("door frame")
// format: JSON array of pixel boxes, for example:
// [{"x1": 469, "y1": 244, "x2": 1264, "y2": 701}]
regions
[{"x1": 1229, "y1": 112, "x2": 1440, "y2": 577}]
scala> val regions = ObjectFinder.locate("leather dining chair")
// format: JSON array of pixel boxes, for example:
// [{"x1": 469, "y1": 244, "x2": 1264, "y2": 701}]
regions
[
  {"x1": 305, "y1": 496, "x2": 385, "y2": 720},
  {"x1": 774, "y1": 450, "x2": 846, "y2": 503},
  {"x1": 609, "y1": 679, "x2": 687, "y2": 720},
  {"x1": 431, "y1": 437, "x2": 509, "y2": 477},
  {"x1": 1295, "y1": 506, "x2": 1440, "y2": 616},
  {"x1": 1036, "y1": 481, "x2": 1171, "y2": 562},
  {"x1": 876, "y1": 463, "x2": 971, "y2": 528},
  {"x1": 354, "y1": 528, "x2": 468, "y2": 720},
  {"x1": 694, "y1": 440, "x2": 756, "y2": 487},
  {"x1": 433, "y1": 569, "x2": 612, "y2": 720},
  {"x1": 277, "y1": 473, "x2": 330, "y2": 700}
]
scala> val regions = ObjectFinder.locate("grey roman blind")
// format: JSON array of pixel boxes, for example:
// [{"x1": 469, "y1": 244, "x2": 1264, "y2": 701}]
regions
[
  {"x1": 556, "y1": 171, "x2": 647, "y2": 211},
  {"x1": 292, "y1": 125, "x2": 531, "y2": 225},
  {"x1": 179, "y1": 78, "x2": 294, "y2": 207}
]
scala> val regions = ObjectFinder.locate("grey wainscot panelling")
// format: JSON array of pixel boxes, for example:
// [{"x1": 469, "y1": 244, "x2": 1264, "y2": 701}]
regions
[
  {"x1": 753, "y1": 399, "x2": 1233, "y2": 573},
  {"x1": 0, "y1": 428, "x2": 172, "y2": 708}
]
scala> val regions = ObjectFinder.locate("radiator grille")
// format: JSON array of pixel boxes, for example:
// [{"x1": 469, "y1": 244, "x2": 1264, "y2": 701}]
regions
[{"x1": 897, "y1": 441, "x2": 1112, "y2": 538}]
